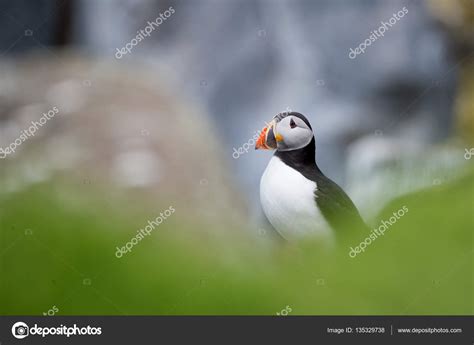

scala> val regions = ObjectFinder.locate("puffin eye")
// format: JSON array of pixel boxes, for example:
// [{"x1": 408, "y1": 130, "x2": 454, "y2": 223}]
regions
[{"x1": 290, "y1": 118, "x2": 297, "y2": 129}]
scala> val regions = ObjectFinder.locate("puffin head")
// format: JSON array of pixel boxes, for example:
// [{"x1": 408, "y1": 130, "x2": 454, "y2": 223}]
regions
[{"x1": 255, "y1": 112, "x2": 313, "y2": 151}]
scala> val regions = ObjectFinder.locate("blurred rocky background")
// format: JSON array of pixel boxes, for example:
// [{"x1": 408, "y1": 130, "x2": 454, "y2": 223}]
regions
[
  {"x1": 0, "y1": 0, "x2": 473, "y2": 225},
  {"x1": 0, "y1": 55, "x2": 247, "y2": 230}
]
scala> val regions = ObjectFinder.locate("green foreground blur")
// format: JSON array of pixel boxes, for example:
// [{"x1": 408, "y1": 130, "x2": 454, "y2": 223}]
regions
[{"x1": 1, "y1": 169, "x2": 473, "y2": 315}]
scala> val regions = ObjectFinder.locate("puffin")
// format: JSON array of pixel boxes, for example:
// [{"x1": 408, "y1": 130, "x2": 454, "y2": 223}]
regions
[{"x1": 255, "y1": 111, "x2": 367, "y2": 242}]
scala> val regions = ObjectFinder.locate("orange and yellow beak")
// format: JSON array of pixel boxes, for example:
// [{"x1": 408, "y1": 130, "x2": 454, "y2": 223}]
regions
[{"x1": 255, "y1": 119, "x2": 282, "y2": 150}]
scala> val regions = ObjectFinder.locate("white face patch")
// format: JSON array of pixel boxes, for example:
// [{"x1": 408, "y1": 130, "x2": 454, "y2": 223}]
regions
[{"x1": 275, "y1": 116, "x2": 313, "y2": 151}]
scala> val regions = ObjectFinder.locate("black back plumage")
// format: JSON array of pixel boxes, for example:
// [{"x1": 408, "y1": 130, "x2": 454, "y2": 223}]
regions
[{"x1": 275, "y1": 136, "x2": 367, "y2": 234}]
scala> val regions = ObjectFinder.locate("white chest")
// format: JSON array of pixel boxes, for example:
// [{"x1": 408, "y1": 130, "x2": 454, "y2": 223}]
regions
[{"x1": 259, "y1": 156, "x2": 333, "y2": 241}]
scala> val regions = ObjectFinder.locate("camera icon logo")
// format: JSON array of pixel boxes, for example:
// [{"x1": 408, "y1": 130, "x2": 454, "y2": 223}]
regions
[{"x1": 12, "y1": 321, "x2": 29, "y2": 339}]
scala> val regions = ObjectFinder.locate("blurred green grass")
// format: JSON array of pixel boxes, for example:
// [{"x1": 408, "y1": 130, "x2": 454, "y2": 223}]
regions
[{"x1": 0, "y1": 169, "x2": 473, "y2": 315}]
